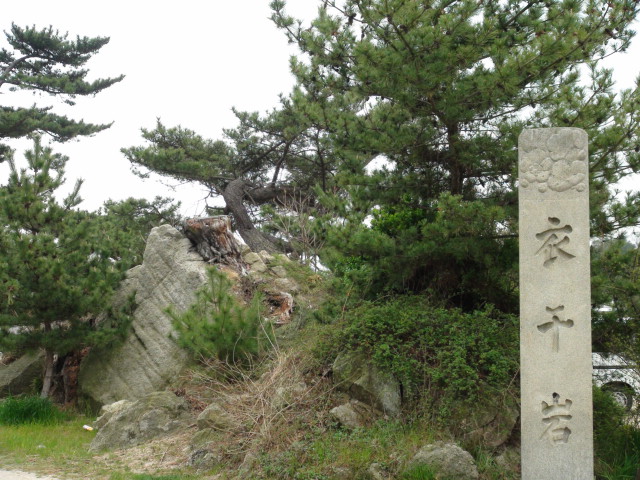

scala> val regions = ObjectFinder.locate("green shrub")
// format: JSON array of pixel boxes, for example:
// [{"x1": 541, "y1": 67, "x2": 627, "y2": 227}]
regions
[
  {"x1": 336, "y1": 296, "x2": 518, "y2": 407},
  {"x1": 169, "y1": 267, "x2": 272, "y2": 363},
  {"x1": 0, "y1": 395, "x2": 69, "y2": 425},
  {"x1": 593, "y1": 385, "x2": 640, "y2": 478}
]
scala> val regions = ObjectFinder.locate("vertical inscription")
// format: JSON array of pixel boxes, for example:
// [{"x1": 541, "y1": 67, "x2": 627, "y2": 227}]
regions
[
  {"x1": 541, "y1": 393, "x2": 573, "y2": 445},
  {"x1": 535, "y1": 217, "x2": 575, "y2": 267},
  {"x1": 519, "y1": 128, "x2": 593, "y2": 479},
  {"x1": 537, "y1": 305, "x2": 574, "y2": 353}
]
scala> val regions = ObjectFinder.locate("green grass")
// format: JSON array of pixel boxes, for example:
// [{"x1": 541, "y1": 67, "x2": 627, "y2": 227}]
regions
[
  {"x1": 258, "y1": 420, "x2": 438, "y2": 479},
  {"x1": 597, "y1": 451, "x2": 640, "y2": 480},
  {"x1": 0, "y1": 396, "x2": 70, "y2": 425},
  {"x1": 399, "y1": 464, "x2": 437, "y2": 480},
  {"x1": 473, "y1": 448, "x2": 520, "y2": 480},
  {"x1": 109, "y1": 474, "x2": 201, "y2": 480},
  {"x1": 0, "y1": 419, "x2": 99, "y2": 480},
  {"x1": 0, "y1": 417, "x2": 95, "y2": 468},
  {"x1": 0, "y1": 416, "x2": 200, "y2": 480}
]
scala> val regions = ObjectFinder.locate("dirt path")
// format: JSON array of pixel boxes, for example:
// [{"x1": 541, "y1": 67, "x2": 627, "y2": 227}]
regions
[{"x1": 0, "y1": 471, "x2": 62, "y2": 480}]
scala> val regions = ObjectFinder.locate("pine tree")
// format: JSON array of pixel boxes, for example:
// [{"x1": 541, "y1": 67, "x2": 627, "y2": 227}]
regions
[
  {"x1": 95, "y1": 196, "x2": 182, "y2": 267},
  {"x1": 122, "y1": 90, "x2": 345, "y2": 253},
  {"x1": 0, "y1": 23, "x2": 124, "y2": 159},
  {"x1": 0, "y1": 138, "x2": 127, "y2": 398},
  {"x1": 124, "y1": 0, "x2": 640, "y2": 310},
  {"x1": 269, "y1": 0, "x2": 640, "y2": 309}
]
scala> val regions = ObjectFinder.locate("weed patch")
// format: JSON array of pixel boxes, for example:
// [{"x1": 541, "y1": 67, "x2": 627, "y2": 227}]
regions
[
  {"x1": 399, "y1": 463, "x2": 438, "y2": 480},
  {"x1": 0, "y1": 396, "x2": 69, "y2": 425}
]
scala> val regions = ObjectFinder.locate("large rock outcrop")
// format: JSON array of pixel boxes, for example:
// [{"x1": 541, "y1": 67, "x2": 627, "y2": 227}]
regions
[{"x1": 79, "y1": 225, "x2": 209, "y2": 406}]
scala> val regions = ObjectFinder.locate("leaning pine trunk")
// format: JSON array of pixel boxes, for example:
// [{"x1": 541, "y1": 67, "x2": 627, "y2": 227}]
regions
[
  {"x1": 221, "y1": 179, "x2": 279, "y2": 253},
  {"x1": 41, "y1": 348, "x2": 55, "y2": 398}
]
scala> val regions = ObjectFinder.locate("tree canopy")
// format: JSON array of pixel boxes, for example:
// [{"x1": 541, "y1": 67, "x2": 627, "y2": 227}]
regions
[
  {"x1": 272, "y1": 0, "x2": 640, "y2": 307},
  {"x1": 122, "y1": 88, "x2": 346, "y2": 253},
  {"x1": 0, "y1": 138, "x2": 130, "y2": 398},
  {"x1": 126, "y1": 0, "x2": 640, "y2": 311},
  {"x1": 95, "y1": 196, "x2": 182, "y2": 267},
  {"x1": 0, "y1": 23, "x2": 124, "y2": 159}
]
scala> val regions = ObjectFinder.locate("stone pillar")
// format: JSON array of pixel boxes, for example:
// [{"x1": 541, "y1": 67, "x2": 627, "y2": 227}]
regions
[{"x1": 519, "y1": 128, "x2": 594, "y2": 479}]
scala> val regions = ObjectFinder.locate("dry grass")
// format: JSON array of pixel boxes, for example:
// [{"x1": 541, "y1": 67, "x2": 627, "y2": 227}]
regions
[
  {"x1": 92, "y1": 430, "x2": 197, "y2": 474},
  {"x1": 182, "y1": 345, "x2": 336, "y2": 466}
]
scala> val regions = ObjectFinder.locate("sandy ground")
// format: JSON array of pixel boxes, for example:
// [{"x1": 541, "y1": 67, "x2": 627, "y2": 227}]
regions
[{"x1": 0, "y1": 471, "x2": 62, "y2": 480}]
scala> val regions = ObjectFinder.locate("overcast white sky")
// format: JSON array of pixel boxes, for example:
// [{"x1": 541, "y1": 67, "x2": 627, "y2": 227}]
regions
[
  {"x1": 2, "y1": 1, "x2": 640, "y2": 217},
  {"x1": 1, "y1": 0, "x2": 319, "y2": 216}
]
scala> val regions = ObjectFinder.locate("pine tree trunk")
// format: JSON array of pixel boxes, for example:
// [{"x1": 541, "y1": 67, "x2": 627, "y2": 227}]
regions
[
  {"x1": 222, "y1": 179, "x2": 279, "y2": 253},
  {"x1": 61, "y1": 350, "x2": 85, "y2": 406},
  {"x1": 447, "y1": 124, "x2": 464, "y2": 196},
  {"x1": 41, "y1": 348, "x2": 55, "y2": 398}
]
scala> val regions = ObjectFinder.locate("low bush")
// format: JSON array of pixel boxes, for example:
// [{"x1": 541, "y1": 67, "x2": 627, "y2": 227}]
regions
[
  {"x1": 593, "y1": 385, "x2": 640, "y2": 478},
  {"x1": 0, "y1": 395, "x2": 69, "y2": 425},
  {"x1": 332, "y1": 295, "x2": 519, "y2": 409}
]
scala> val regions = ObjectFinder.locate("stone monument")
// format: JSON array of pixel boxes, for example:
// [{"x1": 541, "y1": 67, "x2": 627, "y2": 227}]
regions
[{"x1": 519, "y1": 128, "x2": 594, "y2": 479}]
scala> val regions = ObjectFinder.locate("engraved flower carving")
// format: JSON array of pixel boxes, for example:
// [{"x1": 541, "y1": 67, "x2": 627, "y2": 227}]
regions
[
  {"x1": 520, "y1": 148, "x2": 553, "y2": 190},
  {"x1": 520, "y1": 132, "x2": 587, "y2": 192},
  {"x1": 548, "y1": 160, "x2": 586, "y2": 192},
  {"x1": 547, "y1": 133, "x2": 569, "y2": 160}
]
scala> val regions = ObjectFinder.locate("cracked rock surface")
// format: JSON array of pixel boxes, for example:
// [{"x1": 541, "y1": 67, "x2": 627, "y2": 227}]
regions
[{"x1": 79, "y1": 225, "x2": 208, "y2": 406}]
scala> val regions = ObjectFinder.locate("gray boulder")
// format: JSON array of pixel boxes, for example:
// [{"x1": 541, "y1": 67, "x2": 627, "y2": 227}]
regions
[
  {"x1": 271, "y1": 381, "x2": 307, "y2": 410},
  {"x1": 242, "y1": 251, "x2": 268, "y2": 273},
  {"x1": 0, "y1": 351, "x2": 43, "y2": 397},
  {"x1": 93, "y1": 399, "x2": 135, "y2": 429},
  {"x1": 407, "y1": 442, "x2": 479, "y2": 480},
  {"x1": 89, "y1": 391, "x2": 191, "y2": 451},
  {"x1": 79, "y1": 225, "x2": 208, "y2": 406},
  {"x1": 333, "y1": 351, "x2": 401, "y2": 417},
  {"x1": 494, "y1": 447, "x2": 521, "y2": 471},
  {"x1": 274, "y1": 277, "x2": 300, "y2": 294},
  {"x1": 330, "y1": 466, "x2": 354, "y2": 480},
  {"x1": 463, "y1": 396, "x2": 519, "y2": 448},
  {"x1": 366, "y1": 463, "x2": 388, "y2": 480},
  {"x1": 189, "y1": 428, "x2": 224, "y2": 470},
  {"x1": 189, "y1": 448, "x2": 222, "y2": 470},
  {"x1": 196, "y1": 401, "x2": 234, "y2": 430},
  {"x1": 191, "y1": 427, "x2": 223, "y2": 448},
  {"x1": 237, "y1": 450, "x2": 260, "y2": 478},
  {"x1": 330, "y1": 399, "x2": 382, "y2": 429},
  {"x1": 270, "y1": 265, "x2": 288, "y2": 278}
]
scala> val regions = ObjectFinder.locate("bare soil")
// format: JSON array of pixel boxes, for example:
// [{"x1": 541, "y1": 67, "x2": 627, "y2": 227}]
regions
[{"x1": 0, "y1": 471, "x2": 62, "y2": 480}]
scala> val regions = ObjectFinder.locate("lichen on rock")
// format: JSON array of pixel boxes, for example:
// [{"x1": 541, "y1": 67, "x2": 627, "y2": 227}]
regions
[{"x1": 79, "y1": 225, "x2": 208, "y2": 406}]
